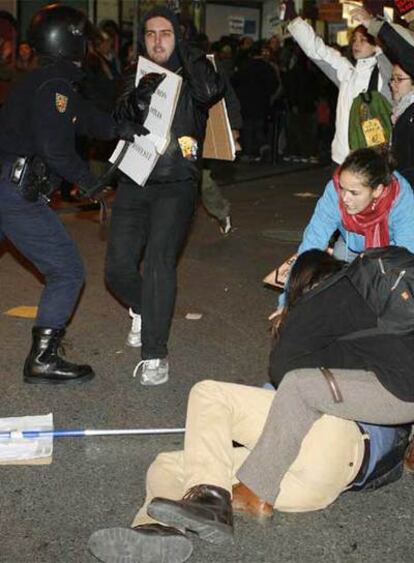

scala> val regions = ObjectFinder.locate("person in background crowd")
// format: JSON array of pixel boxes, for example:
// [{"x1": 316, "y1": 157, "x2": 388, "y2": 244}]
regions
[
  {"x1": 120, "y1": 41, "x2": 137, "y2": 74},
  {"x1": 87, "y1": 249, "x2": 410, "y2": 563},
  {"x1": 217, "y1": 43, "x2": 235, "y2": 78},
  {"x1": 267, "y1": 35, "x2": 281, "y2": 66},
  {"x1": 389, "y1": 63, "x2": 414, "y2": 186},
  {"x1": 351, "y1": 7, "x2": 414, "y2": 186},
  {"x1": 351, "y1": 5, "x2": 414, "y2": 79},
  {"x1": 287, "y1": 16, "x2": 392, "y2": 164},
  {"x1": 234, "y1": 35, "x2": 253, "y2": 70},
  {"x1": 0, "y1": 38, "x2": 15, "y2": 105},
  {"x1": 202, "y1": 85, "x2": 241, "y2": 235},
  {"x1": 104, "y1": 7, "x2": 224, "y2": 386},
  {"x1": 85, "y1": 29, "x2": 122, "y2": 112},
  {"x1": 282, "y1": 46, "x2": 319, "y2": 163},
  {"x1": 99, "y1": 19, "x2": 122, "y2": 75},
  {"x1": 14, "y1": 41, "x2": 37, "y2": 78},
  {"x1": 193, "y1": 32, "x2": 242, "y2": 235},
  {"x1": 232, "y1": 41, "x2": 278, "y2": 161},
  {"x1": 82, "y1": 29, "x2": 123, "y2": 180}
]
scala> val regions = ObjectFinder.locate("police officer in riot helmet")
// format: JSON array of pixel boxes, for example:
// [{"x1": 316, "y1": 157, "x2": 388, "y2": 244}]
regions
[{"x1": 0, "y1": 3, "x2": 164, "y2": 385}]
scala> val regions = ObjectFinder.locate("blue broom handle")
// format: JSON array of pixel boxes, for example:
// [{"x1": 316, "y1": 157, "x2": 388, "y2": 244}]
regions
[{"x1": 0, "y1": 428, "x2": 186, "y2": 439}]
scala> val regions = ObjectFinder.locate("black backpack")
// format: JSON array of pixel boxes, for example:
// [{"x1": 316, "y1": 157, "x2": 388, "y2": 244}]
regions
[{"x1": 331, "y1": 246, "x2": 414, "y2": 336}]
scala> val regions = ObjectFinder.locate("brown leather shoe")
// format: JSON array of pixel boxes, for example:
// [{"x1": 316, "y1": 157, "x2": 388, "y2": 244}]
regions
[
  {"x1": 232, "y1": 482, "x2": 273, "y2": 519},
  {"x1": 404, "y1": 440, "x2": 414, "y2": 473}
]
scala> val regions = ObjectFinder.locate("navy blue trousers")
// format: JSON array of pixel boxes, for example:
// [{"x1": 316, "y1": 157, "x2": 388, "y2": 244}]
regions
[{"x1": 0, "y1": 176, "x2": 84, "y2": 328}]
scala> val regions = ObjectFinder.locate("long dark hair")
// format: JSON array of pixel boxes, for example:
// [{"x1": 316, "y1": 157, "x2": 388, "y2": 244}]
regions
[{"x1": 273, "y1": 250, "x2": 345, "y2": 336}]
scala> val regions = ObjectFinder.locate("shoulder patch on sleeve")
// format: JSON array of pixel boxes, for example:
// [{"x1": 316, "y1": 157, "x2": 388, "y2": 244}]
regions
[{"x1": 55, "y1": 92, "x2": 69, "y2": 113}]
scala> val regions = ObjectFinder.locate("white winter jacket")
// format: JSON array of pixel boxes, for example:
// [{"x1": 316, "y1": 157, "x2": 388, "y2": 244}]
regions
[{"x1": 288, "y1": 17, "x2": 392, "y2": 164}]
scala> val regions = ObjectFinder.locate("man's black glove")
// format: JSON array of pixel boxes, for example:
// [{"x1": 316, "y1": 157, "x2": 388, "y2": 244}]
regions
[
  {"x1": 116, "y1": 120, "x2": 150, "y2": 142},
  {"x1": 136, "y1": 71, "x2": 166, "y2": 105},
  {"x1": 113, "y1": 71, "x2": 166, "y2": 125}
]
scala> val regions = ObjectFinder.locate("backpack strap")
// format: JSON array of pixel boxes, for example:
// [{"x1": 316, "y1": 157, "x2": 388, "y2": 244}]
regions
[
  {"x1": 368, "y1": 64, "x2": 379, "y2": 92},
  {"x1": 361, "y1": 64, "x2": 379, "y2": 104}
]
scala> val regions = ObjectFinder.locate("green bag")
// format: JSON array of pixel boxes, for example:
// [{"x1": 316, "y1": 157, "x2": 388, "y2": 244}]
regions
[{"x1": 349, "y1": 65, "x2": 392, "y2": 150}]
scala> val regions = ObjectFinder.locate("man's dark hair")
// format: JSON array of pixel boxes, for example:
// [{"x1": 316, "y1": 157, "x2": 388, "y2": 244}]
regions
[{"x1": 137, "y1": 6, "x2": 181, "y2": 56}]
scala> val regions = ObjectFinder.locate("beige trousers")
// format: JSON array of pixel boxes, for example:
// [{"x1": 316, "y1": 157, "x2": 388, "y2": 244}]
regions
[{"x1": 132, "y1": 380, "x2": 365, "y2": 527}]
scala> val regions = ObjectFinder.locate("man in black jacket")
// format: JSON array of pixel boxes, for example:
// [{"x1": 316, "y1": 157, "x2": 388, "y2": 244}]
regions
[
  {"x1": 0, "y1": 4, "x2": 156, "y2": 385},
  {"x1": 232, "y1": 42, "x2": 279, "y2": 160},
  {"x1": 105, "y1": 7, "x2": 224, "y2": 386}
]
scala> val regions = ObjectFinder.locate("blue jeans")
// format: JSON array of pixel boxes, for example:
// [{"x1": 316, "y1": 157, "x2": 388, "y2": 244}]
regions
[
  {"x1": 105, "y1": 179, "x2": 197, "y2": 359},
  {"x1": 0, "y1": 174, "x2": 84, "y2": 328},
  {"x1": 333, "y1": 236, "x2": 359, "y2": 263}
]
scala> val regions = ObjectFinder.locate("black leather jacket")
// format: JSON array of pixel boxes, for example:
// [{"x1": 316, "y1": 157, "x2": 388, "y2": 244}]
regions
[
  {"x1": 131, "y1": 6, "x2": 225, "y2": 185},
  {"x1": 147, "y1": 44, "x2": 225, "y2": 185}
]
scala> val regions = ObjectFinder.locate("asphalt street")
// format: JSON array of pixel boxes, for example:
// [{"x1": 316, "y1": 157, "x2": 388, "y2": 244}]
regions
[{"x1": 1, "y1": 164, "x2": 413, "y2": 563}]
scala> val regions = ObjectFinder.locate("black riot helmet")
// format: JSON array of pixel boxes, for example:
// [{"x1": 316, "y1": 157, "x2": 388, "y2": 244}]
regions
[{"x1": 28, "y1": 3, "x2": 88, "y2": 62}]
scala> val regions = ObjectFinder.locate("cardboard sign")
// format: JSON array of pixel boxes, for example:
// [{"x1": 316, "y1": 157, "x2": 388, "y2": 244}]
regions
[
  {"x1": 202, "y1": 55, "x2": 236, "y2": 161},
  {"x1": 263, "y1": 254, "x2": 298, "y2": 289},
  {"x1": 109, "y1": 56, "x2": 182, "y2": 186},
  {"x1": 203, "y1": 101, "x2": 236, "y2": 161},
  {"x1": 263, "y1": 248, "x2": 335, "y2": 289}
]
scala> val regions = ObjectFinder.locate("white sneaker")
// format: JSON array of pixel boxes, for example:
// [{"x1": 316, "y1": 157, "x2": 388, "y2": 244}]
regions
[
  {"x1": 133, "y1": 358, "x2": 169, "y2": 386},
  {"x1": 127, "y1": 308, "x2": 142, "y2": 347},
  {"x1": 219, "y1": 216, "x2": 232, "y2": 235}
]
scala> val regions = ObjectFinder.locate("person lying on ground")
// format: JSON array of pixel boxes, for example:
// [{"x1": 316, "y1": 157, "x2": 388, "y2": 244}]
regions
[
  {"x1": 87, "y1": 249, "x2": 410, "y2": 563},
  {"x1": 237, "y1": 248, "x2": 414, "y2": 520}
]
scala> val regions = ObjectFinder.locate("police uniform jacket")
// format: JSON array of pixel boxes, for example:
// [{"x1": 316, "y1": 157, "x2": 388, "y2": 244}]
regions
[{"x1": 0, "y1": 58, "x2": 119, "y2": 187}]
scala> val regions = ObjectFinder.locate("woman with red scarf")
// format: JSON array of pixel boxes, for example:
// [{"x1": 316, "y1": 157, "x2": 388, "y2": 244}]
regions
[{"x1": 277, "y1": 147, "x2": 414, "y2": 308}]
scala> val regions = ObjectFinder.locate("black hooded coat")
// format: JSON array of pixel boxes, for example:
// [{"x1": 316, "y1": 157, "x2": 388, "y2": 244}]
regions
[
  {"x1": 270, "y1": 249, "x2": 414, "y2": 402},
  {"x1": 134, "y1": 7, "x2": 224, "y2": 184}
]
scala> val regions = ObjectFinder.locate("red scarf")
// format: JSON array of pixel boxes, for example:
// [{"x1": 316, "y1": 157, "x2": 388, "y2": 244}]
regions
[{"x1": 333, "y1": 170, "x2": 400, "y2": 248}]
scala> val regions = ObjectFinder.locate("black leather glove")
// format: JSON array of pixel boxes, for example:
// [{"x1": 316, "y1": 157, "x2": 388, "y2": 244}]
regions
[
  {"x1": 116, "y1": 120, "x2": 150, "y2": 142},
  {"x1": 113, "y1": 71, "x2": 166, "y2": 125},
  {"x1": 136, "y1": 71, "x2": 166, "y2": 105}
]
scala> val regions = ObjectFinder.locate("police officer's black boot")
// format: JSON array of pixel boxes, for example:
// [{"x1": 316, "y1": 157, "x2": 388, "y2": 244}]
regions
[{"x1": 24, "y1": 327, "x2": 95, "y2": 384}]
